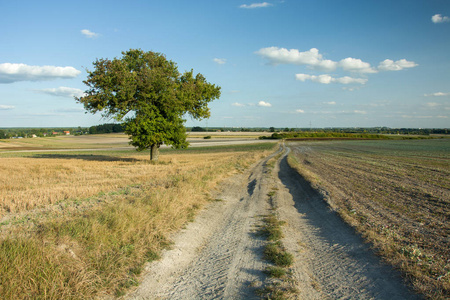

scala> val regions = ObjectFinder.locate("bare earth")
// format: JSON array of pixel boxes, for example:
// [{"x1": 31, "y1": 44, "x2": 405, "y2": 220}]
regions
[{"x1": 127, "y1": 145, "x2": 421, "y2": 299}]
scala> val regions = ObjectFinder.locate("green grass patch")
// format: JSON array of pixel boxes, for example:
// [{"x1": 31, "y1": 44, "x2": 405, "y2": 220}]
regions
[
  {"x1": 264, "y1": 242, "x2": 294, "y2": 267},
  {"x1": 264, "y1": 266, "x2": 287, "y2": 278}
]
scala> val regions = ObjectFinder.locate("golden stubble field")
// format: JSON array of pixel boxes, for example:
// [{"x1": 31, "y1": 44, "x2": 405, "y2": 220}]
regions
[
  {"x1": 0, "y1": 135, "x2": 275, "y2": 299},
  {"x1": 287, "y1": 139, "x2": 449, "y2": 299}
]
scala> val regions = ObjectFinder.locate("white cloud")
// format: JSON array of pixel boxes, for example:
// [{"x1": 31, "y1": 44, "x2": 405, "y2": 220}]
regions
[
  {"x1": 338, "y1": 57, "x2": 377, "y2": 73},
  {"x1": 81, "y1": 29, "x2": 99, "y2": 38},
  {"x1": 324, "y1": 101, "x2": 336, "y2": 105},
  {"x1": 424, "y1": 92, "x2": 450, "y2": 97},
  {"x1": 296, "y1": 109, "x2": 305, "y2": 113},
  {"x1": 377, "y1": 59, "x2": 418, "y2": 71},
  {"x1": 426, "y1": 102, "x2": 440, "y2": 107},
  {"x1": 37, "y1": 86, "x2": 85, "y2": 98},
  {"x1": 213, "y1": 58, "x2": 226, "y2": 65},
  {"x1": 295, "y1": 74, "x2": 368, "y2": 85},
  {"x1": 258, "y1": 101, "x2": 272, "y2": 107},
  {"x1": 240, "y1": 2, "x2": 273, "y2": 9},
  {"x1": 255, "y1": 47, "x2": 337, "y2": 71},
  {"x1": 0, "y1": 63, "x2": 81, "y2": 83},
  {"x1": 0, "y1": 105, "x2": 15, "y2": 110},
  {"x1": 432, "y1": 14, "x2": 450, "y2": 23},
  {"x1": 232, "y1": 102, "x2": 245, "y2": 107}
]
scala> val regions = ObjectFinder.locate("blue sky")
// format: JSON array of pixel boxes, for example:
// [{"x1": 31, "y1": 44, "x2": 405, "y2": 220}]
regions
[{"x1": 1, "y1": 0, "x2": 449, "y2": 128}]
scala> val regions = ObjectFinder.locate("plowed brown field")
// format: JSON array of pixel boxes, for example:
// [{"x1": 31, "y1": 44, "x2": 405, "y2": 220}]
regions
[{"x1": 287, "y1": 139, "x2": 449, "y2": 299}]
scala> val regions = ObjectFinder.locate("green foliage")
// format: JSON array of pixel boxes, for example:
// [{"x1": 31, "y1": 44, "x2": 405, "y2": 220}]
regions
[
  {"x1": 264, "y1": 242, "x2": 294, "y2": 267},
  {"x1": 76, "y1": 49, "x2": 221, "y2": 159},
  {"x1": 264, "y1": 266, "x2": 287, "y2": 278},
  {"x1": 190, "y1": 126, "x2": 205, "y2": 132},
  {"x1": 89, "y1": 123, "x2": 123, "y2": 134}
]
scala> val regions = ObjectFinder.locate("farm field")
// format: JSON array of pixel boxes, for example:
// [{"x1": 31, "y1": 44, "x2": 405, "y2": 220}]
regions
[
  {"x1": 287, "y1": 139, "x2": 449, "y2": 298},
  {"x1": 0, "y1": 136, "x2": 276, "y2": 299},
  {"x1": 1, "y1": 135, "x2": 448, "y2": 299},
  {"x1": 0, "y1": 131, "x2": 272, "y2": 153}
]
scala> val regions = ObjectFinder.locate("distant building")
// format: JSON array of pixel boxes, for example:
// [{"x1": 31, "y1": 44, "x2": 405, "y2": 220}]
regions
[{"x1": 64, "y1": 131, "x2": 70, "y2": 135}]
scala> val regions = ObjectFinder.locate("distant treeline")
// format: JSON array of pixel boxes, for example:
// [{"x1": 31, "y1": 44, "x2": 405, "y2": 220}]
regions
[
  {"x1": 260, "y1": 132, "x2": 391, "y2": 140},
  {"x1": 189, "y1": 127, "x2": 449, "y2": 135},
  {"x1": 0, "y1": 127, "x2": 87, "y2": 139},
  {"x1": 88, "y1": 123, "x2": 124, "y2": 134},
  {"x1": 1, "y1": 125, "x2": 448, "y2": 139}
]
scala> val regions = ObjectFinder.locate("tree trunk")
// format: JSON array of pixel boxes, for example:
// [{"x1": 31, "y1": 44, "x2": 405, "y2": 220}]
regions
[{"x1": 150, "y1": 144, "x2": 159, "y2": 161}]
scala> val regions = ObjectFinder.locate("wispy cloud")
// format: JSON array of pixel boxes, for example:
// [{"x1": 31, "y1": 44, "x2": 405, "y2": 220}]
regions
[
  {"x1": 81, "y1": 29, "x2": 99, "y2": 38},
  {"x1": 296, "y1": 109, "x2": 305, "y2": 113},
  {"x1": 55, "y1": 108, "x2": 85, "y2": 113},
  {"x1": 353, "y1": 110, "x2": 367, "y2": 115},
  {"x1": 295, "y1": 74, "x2": 368, "y2": 85},
  {"x1": 258, "y1": 101, "x2": 272, "y2": 107},
  {"x1": 213, "y1": 58, "x2": 226, "y2": 65},
  {"x1": 0, "y1": 105, "x2": 15, "y2": 110},
  {"x1": 402, "y1": 114, "x2": 448, "y2": 119},
  {"x1": 424, "y1": 92, "x2": 450, "y2": 97},
  {"x1": 0, "y1": 63, "x2": 81, "y2": 83},
  {"x1": 36, "y1": 87, "x2": 85, "y2": 98},
  {"x1": 240, "y1": 2, "x2": 273, "y2": 9},
  {"x1": 432, "y1": 14, "x2": 450, "y2": 24},
  {"x1": 232, "y1": 102, "x2": 245, "y2": 107},
  {"x1": 324, "y1": 101, "x2": 336, "y2": 105}
]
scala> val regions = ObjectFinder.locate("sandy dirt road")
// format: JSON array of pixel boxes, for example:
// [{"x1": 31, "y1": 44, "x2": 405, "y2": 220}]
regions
[{"x1": 127, "y1": 144, "x2": 421, "y2": 299}]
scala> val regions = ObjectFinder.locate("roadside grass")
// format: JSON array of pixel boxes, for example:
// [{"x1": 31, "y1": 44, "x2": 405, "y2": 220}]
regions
[
  {"x1": 286, "y1": 139, "x2": 450, "y2": 299},
  {"x1": 257, "y1": 179, "x2": 296, "y2": 300},
  {"x1": 257, "y1": 211, "x2": 296, "y2": 300},
  {"x1": 0, "y1": 143, "x2": 275, "y2": 299}
]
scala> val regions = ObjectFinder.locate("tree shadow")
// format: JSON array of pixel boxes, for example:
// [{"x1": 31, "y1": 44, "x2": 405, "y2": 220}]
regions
[{"x1": 31, "y1": 153, "x2": 140, "y2": 162}]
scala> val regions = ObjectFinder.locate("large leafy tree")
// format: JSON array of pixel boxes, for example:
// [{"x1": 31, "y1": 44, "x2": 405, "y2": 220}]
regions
[{"x1": 76, "y1": 49, "x2": 221, "y2": 160}]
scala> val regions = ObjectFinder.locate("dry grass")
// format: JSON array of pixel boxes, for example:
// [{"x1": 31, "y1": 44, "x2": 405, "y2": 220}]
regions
[
  {"x1": 287, "y1": 139, "x2": 449, "y2": 299},
  {"x1": 0, "y1": 144, "x2": 274, "y2": 299}
]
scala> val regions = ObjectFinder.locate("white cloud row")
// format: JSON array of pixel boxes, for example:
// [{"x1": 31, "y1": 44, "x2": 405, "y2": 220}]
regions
[
  {"x1": 37, "y1": 86, "x2": 85, "y2": 98},
  {"x1": 432, "y1": 14, "x2": 450, "y2": 24},
  {"x1": 239, "y1": 2, "x2": 272, "y2": 9},
  {"x1": 255, "y1": 47, "x2": 417, "y2": 73},
  {"x1": 0, "y1": 105, "x2": 15, "y2": 110},
  {"x1": 0, "y1": 63, "x2": 81, "y2": 83},
  {"x1": 232, "y1": 101, "x2": 273, "y2": 107},
  {"x1": 295, "y1": 74, "x2": 368, "y2": 85}
]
